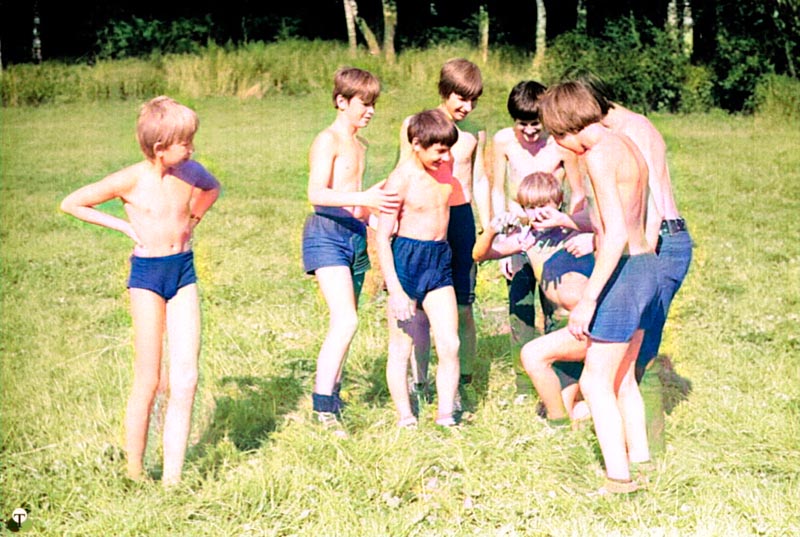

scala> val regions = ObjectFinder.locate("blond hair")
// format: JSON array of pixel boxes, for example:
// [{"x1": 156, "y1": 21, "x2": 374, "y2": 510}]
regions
[
  {"x1": 136, "y1": 96, "x2": 198, "y2": 160},
  {"x1": 516, "y1": 172, "x2": 563, "y2": 208}
]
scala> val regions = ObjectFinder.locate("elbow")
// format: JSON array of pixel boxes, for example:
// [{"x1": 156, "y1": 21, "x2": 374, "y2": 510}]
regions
[{"x1": 59, "y1": 197, "x2": 73, "y2": 215}]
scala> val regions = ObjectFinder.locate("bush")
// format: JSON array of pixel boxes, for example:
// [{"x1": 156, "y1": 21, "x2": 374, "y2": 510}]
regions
[
  {"x1": 753, "y1": 74, "x2": 800, "y2": 123},
  {"x1": 96, "y1": 16, "x2": 213, "y2": 60},
  {"x1": 679, "y1": 64, "x2": 715, "y2": 113}
]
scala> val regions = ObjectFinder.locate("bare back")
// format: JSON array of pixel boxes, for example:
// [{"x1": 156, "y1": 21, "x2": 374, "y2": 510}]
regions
[{"x1": 605, "y1": 106, "x2": 680, "y2": 220}]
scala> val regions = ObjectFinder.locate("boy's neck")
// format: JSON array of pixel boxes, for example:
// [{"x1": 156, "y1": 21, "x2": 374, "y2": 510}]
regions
[
  {"x1": 437, "y1": 104, "x2": 457, "y2": 122},
  {"x1": 333, "y1": 114, "x2": 360, "y2": 136}
]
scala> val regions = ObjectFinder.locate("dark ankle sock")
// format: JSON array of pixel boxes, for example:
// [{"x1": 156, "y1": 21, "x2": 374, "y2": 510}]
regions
[{"x1": 312, "y1": 392, "x2": 338, "y2": 414}]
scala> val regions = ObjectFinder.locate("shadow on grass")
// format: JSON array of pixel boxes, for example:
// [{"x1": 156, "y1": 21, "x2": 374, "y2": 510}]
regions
[
  {"x1": 194, "y1": 375, "x2": 304, "y2": 453},
  {"x1": 657, "y1": 354, "x2": 693, "y2": 414}
]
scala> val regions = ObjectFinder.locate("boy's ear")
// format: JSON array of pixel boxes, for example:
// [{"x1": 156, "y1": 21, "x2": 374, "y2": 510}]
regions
[
  {"x1": 335, "y1": 94, "x2": 348, "y2": 110},
  {"x1": 410, "y1": 137, "x2": 422, "y2": 152},
  {"x1": 153, "y1": 141, "x2": 164, "y2": 154}
]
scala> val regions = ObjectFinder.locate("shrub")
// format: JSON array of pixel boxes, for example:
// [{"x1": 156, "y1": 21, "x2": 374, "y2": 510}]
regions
[
  {"x1": 753, "y1": 74, "x2": 800, "y2": 123},
  {"x1": 679, "y1": 64, "x2": 715, "y2": 113}
]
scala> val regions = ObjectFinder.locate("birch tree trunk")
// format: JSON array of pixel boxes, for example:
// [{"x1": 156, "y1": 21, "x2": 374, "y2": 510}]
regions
[
  {"x1": 343, "y1": 0, "x2": 357, "y2": 56},
  {"x1": 478, "y1": 5, "x2": 489, "y2": 64},
  {"x1": 533, "y1": 0, "x2": 546, "y2": 72},
  {"x1": 383, "y1": 0, "x2": 397, "y2": 64}
]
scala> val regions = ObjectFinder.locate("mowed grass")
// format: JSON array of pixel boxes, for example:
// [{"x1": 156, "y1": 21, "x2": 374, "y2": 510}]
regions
[{"x1": 1, "y1": 92, "x2": 799, "y2": 536}]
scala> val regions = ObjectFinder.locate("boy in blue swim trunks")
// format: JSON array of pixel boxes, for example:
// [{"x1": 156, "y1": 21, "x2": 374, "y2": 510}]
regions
[
  {"x1": 378, "y1": 109, "x2": 462, "y2": 428},
  {"x1": 61, "y1": 96, "x2": 221, "y2": 485},
  {"x1": 302, "y1": 67, "x2": 400, "y2": 434},
  {"x1": 398, "y1": 58, "x2": 488, "y2": 408},
  {"x1": 473, "y1": 172, "x2": 594, "y2": 420},
  {"x1": 537, "y1": 81, "x2": 659, "y2": 493}
]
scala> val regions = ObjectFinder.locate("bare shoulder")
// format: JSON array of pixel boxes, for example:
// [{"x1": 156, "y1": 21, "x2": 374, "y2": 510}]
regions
[
  {"x1": 492, "y1": 127, "x2": 515, "y2": 145},
  {"x1": 105, "y1": 162, "x2": 147, "y2": 191}
]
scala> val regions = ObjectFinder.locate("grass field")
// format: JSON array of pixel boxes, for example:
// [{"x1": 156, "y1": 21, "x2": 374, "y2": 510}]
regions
[{"x1": 1, "y1": 90, "x2": 799, "y2": 536}]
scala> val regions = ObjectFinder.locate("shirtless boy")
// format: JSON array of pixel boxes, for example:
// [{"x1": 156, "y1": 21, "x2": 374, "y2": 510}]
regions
[
  {"x1": 564, "y1": 68, "x2": 692, "y2": 382},
  {"x1": 302, "y1": 67, "x2": 399, "y2": 433},
  {"x1": 398, "y1": 58, "x2": 487, "y2": 408},
  {"x1": 378, "y1": 109, "x2": 462, "y2": 428},
  {"x1": 487, "y1": 80, "x2": 584, "y2": 398},
  {"x1": 538, "y1": 81, "x2": 659, "y2": 493},
  {"x1": 61, "y1": 96, "x2": 221, "y2": 485},
  {"x1": 474, "y1": 172, "x2": 595, "y2": 420}
]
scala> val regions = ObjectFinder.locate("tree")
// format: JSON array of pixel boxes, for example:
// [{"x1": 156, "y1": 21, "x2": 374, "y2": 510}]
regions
[
  {"x1": 478, "y1": 4, "x2": 489, "y2": 63},
  {"x1": 343, "y1": 0, "x2": 358, "y2": 56},
  {"x1": 533, "y1": 0, "x2": 547, "y2": 71},
  {"x1": 382, "y1": 0, "x2": 397, "y2": 63}
]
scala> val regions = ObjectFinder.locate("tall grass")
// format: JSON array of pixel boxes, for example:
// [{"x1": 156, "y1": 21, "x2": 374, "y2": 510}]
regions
[{"x1": 2, "y1": 93, "x2": 800, "y2": 533}]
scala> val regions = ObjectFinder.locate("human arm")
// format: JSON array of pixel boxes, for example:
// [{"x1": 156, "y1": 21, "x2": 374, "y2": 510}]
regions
[
  {"x1": 472, "y1": 222, "x2": 526, "y2": 262},
  {"x1": 376, "y1": 174, "x2": 415, "y2": 321},
  {"x1": 488, "y1": 133, "x2": 510, "y2": 226},
  {"x1": 644, "y1": 191, "x2": 662, "y2": 251},
  {"x1": 471, "y1": 130, "x2": 491, "y2": 231},
  {"x1": 560, "y1": 148, "x2": 586, "y2": 214},
  {"x1": 397, "y1": 117, "x2": 413, "y2": 165},
  {"x1": 174, "y1": 160, "x2": 221, "y2": 227},
  {"x1": 60, "y1": 171, "x2": 140, "y2": 244},
  {"x1": 564, "y1": 232, "x2": 595, "y2": 257}
]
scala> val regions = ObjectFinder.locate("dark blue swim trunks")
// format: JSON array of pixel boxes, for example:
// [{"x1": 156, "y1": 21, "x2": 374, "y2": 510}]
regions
[
  {"x1": 392, "y1": 236, "x2": 453, "y2": 303},
  {"x1": 447, "y1": 203, "x2": 477, "y2": 305},
  {"x1": 589, "y1": 254, "x2": 659, "y2": 343},
  {"x1": 302, "y1": 206, "x2": 370, "y2": 276},
  {"x1": 128, "y1": 250, "x2": 197, "y2": 300}
]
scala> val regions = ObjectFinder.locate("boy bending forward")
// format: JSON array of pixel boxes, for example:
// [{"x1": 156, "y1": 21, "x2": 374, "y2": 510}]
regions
[
  {"x1": 61, "y1": 96, "x2": 220, "y2": 485},
  {"x1": 378, "y1": 109, "x2": 462, "y2": 428}
]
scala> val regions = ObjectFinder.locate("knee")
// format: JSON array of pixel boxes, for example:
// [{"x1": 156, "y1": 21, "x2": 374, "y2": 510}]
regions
[
  {"x1": 521, "y1": 344, "x2": 545, "y2": 375},
  {"x1": 169, "y1": 371, "x2": 198, "y2": 402},
  {"x1": 131, "y1": 370, "x2": 161, "y2": 399},
  {"x1": 436, "y1": 334, "x2": 460, "y2": 361},
  {"x1": 331, "y1": 312, "x2": 359, "y2": 340}
]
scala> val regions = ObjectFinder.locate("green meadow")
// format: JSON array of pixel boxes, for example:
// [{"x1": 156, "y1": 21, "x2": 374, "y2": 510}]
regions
[{"x1": 1, "y1": 86, "x2": 799, "y2": 535}]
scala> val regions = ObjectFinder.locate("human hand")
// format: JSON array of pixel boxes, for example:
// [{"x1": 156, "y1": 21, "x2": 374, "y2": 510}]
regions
[
  {"x1": 531, "y1": 206, "x2": 571, "y2": 230},
  {"x1": 568, "y1": 297, "x2": 596, "y2": 341},
  {"x1": 490, "y1": 212, "x2": 521, "y2": 234},
  {"x1": 365, "y1": 181, "x2": 401, "y2": 214},
  {"x1": 564, "y1": 233, "x2": 595, "y2": 257},
  {"x1": 388, "y1": 291, "x2": 416, "y2": 321}
]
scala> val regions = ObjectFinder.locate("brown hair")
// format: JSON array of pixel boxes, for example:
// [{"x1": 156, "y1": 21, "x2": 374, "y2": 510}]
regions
[
  {"x1": 438, "y1": 58, "x2": 483, "y2": 101},
  {"x1": 539, "y1": 81, "x2": 604, "y2": 138},
  {"x1": 136, "y1": 96, "x2": 198, "y2": 160},
  {"x1": 407, "y1": 109, "x2": 459, "y2": 149},
  {"x1": 516, "y1": 172, "x2": 563, "y2": 208},
  {"x1": 332, "y1": 67, "x2": 381, "y2": 108}
]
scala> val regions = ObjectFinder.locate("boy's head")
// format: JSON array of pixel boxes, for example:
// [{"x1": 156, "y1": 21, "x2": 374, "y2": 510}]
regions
[
  {"x1": 438, "y1": 58, "x2": 482, "y2": 120},
  {"x1": 517, "y1": 172, "x2": 563, "y2": 209},
  {"x1": 332, "y1": 67, "x2": 381, "y2": 108},
  {"x1": 407, "y1": 109, "x2": 459, "y2": 149},
  {"x1": 560, "y1": 66, "x2": 613, "y2": 116},
  {"x1": 137, "y1": 96, "x2": 198, "y2": 160},
  {"x1": 507, "y1": 80, "x2": 547, "y2": 121},
  {"x1": 539, "y1": 81, "x2": 604, "y2": 139}
]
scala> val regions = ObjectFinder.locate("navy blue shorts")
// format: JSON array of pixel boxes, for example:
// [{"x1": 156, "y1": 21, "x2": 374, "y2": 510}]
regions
[
  {"x1": 302, "y1": 208, "x2": 369, "y2": 276},
  {"x1": 128, "y1": 251, "x2": 197, "y2": 301},
  {"x1": 392, "y1": 236, "x2": 453, "y2": 303},
  {"x1": 541, "y1": 249, "x2": 595, "y2": 292},
  {"x1": 447, "y1": 204, "x2": 477, "y2": 305},
  {"x1": 589, "y1": 254, "x2": 659, "y2": 343}
]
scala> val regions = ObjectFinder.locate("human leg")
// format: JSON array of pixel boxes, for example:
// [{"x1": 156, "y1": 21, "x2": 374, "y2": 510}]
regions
[
  {"x1": 636, "y1": 231, "x2": 692, "y2": 379},
  {"x1": 579, "y1": 340, "x2": 631, "y2": 482},
  {"x1": 521, "y1": 327, "x2": 587, "y2": 420},
  {"x1": 422, "y1": 287, "x2": 460, "y2": 423},
  {"x1": 617, "y1": 329, "x2": 650, "y2": 465},
  {"x1": 162, "y1": 283, "x2": 200, "y2": 485},
  {"x1": 313, "y1": 266, "x2": 359, "y2": 413},
  {"x1": 508, "y1": 260, "x2": 537, "y2": 395},
  {"x1": 386, "y1": 312, "x2": 416, "y2": 424},
  {"x1": 126, "y1": 288, "x2": 166, "y2": 479}
]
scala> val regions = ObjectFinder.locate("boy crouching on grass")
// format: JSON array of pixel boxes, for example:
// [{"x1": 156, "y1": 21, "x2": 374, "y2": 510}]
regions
[
  {"x1": 302, "y1": 67, "x2": 399, "y2": 435},
  {"x1": 60, "y1": 96, "x2": 221, "y2": 485},
  {"x1": 377, "y1": 109, "x2": 462, "y2": 428}
]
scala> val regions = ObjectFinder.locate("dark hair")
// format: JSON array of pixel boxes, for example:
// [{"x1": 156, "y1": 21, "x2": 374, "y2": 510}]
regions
[
  {"x1": 559, "y1": 66, "x2": 613, "y2": 116},
  {"x1": 539, "y1": 81, "x2": 604, "y2": 138},
  {"x1": 507, "y1": 80, "x2": 547, "y2": 121},
  {"x1": 407, "y1": 109, "x2": 459, "y2": 149}
]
